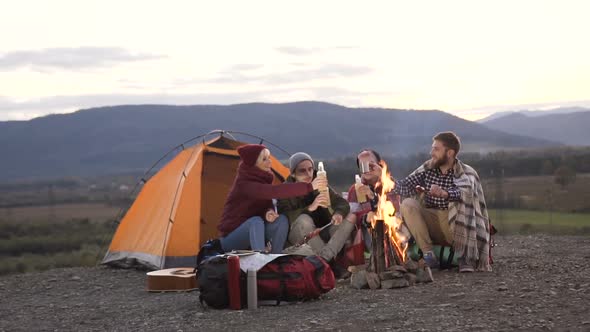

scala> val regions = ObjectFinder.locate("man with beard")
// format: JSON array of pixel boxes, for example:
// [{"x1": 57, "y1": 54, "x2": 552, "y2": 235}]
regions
[{"x1": 381, "y1": 132, "x2": 491, "y2": 272}]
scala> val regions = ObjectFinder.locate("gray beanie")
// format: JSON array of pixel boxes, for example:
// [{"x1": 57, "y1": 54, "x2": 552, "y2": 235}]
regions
[{"x1": 289, "y1": 152, "x2": 314, "y2": 174}]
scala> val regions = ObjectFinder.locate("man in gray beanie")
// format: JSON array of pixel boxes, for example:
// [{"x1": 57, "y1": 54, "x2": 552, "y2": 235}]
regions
[
  {"x1": 289, "y1": 152, "x2": 314, "y2": 174},
  {"x1": 278, "y1": 152, "x2": 356, "y2": 267}
]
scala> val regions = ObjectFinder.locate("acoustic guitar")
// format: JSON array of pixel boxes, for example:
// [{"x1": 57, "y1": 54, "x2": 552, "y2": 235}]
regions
[{"x1": 146, "y1": 268, "x2": 198, "y2": 292}]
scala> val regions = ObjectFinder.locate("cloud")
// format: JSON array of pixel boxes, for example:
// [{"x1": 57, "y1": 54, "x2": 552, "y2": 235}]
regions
[
  {"x1": 0, "y1": 47, "x2": 166, "y2": 71},
  {"x1": 275, "y1": 46, "x2": 358, "y2": 56},
  {"x1": 200, "y1": 63, "x2": 373, "y2": 85},
  {"x1": 264, "y1": 64, "x2": 373, "y2": 84}
]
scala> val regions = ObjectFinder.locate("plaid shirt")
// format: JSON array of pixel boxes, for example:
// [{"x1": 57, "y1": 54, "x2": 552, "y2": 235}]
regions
[{"x1": 394, "y1": 167, "x2": 461, "y2": 210}]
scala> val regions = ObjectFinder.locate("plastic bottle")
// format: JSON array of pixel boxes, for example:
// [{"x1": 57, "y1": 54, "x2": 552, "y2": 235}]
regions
[
  {"x1": 316, "y1": 162, "x2": 331, "y2": 208},
  {"x1": 247, "y1": 269, "x2": 257, "y2": 310},
  {"x1": 227, "y1": 255, "x2": 241, "y2": 310},
  {"x1": 355, "y1": 174, "x2": 367, "y2": 203}
]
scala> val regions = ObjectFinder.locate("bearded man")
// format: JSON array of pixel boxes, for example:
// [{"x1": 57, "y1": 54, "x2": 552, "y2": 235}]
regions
[{"x1": 386, "y1": 132, "x2": 492, "y2": 272}]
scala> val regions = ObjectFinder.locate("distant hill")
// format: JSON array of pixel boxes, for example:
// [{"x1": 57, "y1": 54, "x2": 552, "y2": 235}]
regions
[
  {"x1": 0, "y1": 101, "x2": 559, "y2": 181},
  {"x1": 478, "y1": 106, "x2": 590, "y2": 123},
  {"x1": 480, "y1": 111, "x2": 590, "y2": 146}
]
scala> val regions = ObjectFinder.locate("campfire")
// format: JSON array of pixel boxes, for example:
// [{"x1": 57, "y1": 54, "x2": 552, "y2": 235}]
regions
[{"x1": 350, "y1": 161, "x2": 433, "y2": 289}]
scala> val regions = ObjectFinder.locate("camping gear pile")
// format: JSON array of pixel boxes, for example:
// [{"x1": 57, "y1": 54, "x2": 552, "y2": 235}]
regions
[
  {"x1": 101, "y1": 132, "x2": 337, "y2": 307},
  {"x1": 197, "y1": 253, "x2": 335, "y2": 309}
]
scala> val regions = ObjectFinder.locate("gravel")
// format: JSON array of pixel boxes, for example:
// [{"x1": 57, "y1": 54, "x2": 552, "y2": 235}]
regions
[{"x1": 1, "y1": 235, "x2": 589, "y2": 331}]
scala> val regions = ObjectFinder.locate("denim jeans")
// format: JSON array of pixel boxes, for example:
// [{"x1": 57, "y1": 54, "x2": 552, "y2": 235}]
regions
[{"x1": 220, "y1": 215, "x2": 289, "y2": 254}]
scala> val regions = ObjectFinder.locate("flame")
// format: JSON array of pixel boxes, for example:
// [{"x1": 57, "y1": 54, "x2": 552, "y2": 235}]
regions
[{"x1": 376, "y1": 160, "x2": 408, "y2": 262}]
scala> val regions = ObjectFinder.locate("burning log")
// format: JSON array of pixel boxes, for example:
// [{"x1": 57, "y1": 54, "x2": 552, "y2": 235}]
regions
[
  {"x1": 348, "y1": 159, "x2": 434, "y2": 290},
  {"x1": 369, "y1": 220, "x2": 386, "y2": 274}
]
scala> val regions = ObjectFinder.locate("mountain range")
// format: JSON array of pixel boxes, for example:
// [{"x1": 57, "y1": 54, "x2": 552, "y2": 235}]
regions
[
  {"x1": 0, "y1": 101, "x2": 563, "y2": 181},
  {"x1": 479, "y1": 109, "x2": 590, "y2": 146},
  {"x1": 478, "y1": 106, "x2": 589, "y2": 122}
]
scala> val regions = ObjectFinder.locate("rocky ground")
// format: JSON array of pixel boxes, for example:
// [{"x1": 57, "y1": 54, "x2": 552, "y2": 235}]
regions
[{"x1": 1, "y1": 235, "x2": 589, "y2": 331}]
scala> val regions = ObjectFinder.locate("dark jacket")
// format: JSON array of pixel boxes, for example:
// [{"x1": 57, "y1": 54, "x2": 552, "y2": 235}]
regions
[
  {"x1": 277, "y1": 173, "x2": 350, "y2": 228},
  {"x1": 218, "y1": 162, "x2": 313, "y2": 237}
]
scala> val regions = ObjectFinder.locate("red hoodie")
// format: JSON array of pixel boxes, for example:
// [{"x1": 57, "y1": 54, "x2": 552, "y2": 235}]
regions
[{"x1": 218, "y1": 162, "x2": 313, "y2": 236}]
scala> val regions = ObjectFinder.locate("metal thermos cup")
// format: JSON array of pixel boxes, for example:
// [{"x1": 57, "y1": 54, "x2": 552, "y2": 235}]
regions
[{"x1": 247, "y1": 269, "x2": 257, "y2": 309}]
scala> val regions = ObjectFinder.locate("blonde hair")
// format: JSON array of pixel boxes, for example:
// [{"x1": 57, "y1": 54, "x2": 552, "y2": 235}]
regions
[{"x1": 255, "y1": 148, "x2": 271, "y2": 166}]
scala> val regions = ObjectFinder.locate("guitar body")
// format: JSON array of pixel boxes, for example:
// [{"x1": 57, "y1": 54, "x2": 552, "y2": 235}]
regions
[{"x1": 146, "y1": 268, "x2": 198, "y2": 292}]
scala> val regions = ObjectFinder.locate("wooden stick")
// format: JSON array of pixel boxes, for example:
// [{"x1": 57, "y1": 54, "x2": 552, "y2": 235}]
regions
[
  {"x1": 384, "y1": 234, "x2": 395, "y2": 268},
  {"x1": 374, "y1": 220, "x2": 386, "y2": 274}
]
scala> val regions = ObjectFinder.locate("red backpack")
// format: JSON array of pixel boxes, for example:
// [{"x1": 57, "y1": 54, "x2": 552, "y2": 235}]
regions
[{"x1": 256, "y1": 255, "x2": 335, "y2": 304}]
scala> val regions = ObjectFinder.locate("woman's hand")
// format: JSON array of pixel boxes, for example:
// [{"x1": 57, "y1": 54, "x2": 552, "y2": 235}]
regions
[
  {"x1": 311, "y1": 176, "x2": 327, "y2": 191},
  {"x1": 265, "y1": 209, "x2": 279, "y2": 222},
  {"x1": 308, "y1": 194, "x2": 329, "y2": 212}
]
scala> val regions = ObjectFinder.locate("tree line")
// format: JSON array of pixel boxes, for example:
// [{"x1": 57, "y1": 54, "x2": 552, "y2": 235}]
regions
[{"x1": 325, "y1": 146, "x2": 590, "y2": 189}]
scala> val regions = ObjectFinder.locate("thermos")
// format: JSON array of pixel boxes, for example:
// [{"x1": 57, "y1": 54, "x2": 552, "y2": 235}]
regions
[
  {"x1": 247, "y1": 269, "x2": 257, "y2": 309},
  {"x1": 227, "y1": 255, "x2": 241, "y2": 310},
  {"x1": 317, "y1": 162, "x2": 331, "y2": 208}
]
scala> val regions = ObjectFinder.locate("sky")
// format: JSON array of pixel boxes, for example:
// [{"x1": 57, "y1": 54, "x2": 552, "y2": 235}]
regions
[{"x1": 1, "y1": 0, "x2": 589, "y2": 121}]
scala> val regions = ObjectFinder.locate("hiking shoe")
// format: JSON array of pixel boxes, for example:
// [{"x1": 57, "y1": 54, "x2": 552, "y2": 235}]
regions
[
  {"x1": 423, "y1": 251, "x2": 439, "y2": 269},
  {"x1": 458, "y1": 257, "x2": 475, "y2": 273}
]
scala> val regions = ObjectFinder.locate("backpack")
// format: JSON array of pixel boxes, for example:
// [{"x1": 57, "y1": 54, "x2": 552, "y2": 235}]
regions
[
  {"x1": 256, "y1": 255, "x2": 335, "y2": 304},
  {"x1": 197, "y1": 254, "x2": 335, "y2": 309},
  {"x1": 197, "y1": 255, "x2": 245, "y2": 309},
  {"x1": 196, "y1": 239, "x2": 224, "y2": 266}
]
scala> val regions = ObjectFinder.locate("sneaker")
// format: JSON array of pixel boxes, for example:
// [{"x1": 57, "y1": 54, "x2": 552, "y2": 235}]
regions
[
  {"x1": 458, "y1": 257, "x2": 475, "y2": 273},
  {"x1": 423, "y1": 251, "x2": 439, "y2": 269}
]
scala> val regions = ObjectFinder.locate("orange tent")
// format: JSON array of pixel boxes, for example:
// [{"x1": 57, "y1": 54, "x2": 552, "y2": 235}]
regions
[{"x1": 102, "y1": 133, "x2": 290, "y2": 269}]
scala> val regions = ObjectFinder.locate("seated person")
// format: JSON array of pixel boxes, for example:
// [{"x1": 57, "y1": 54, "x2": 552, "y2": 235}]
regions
[
  {"x1": 390, "y1": 132, "x2": 492, "y2": 272},
  {"x1": 346, "y1": 149, "x2": 401, "y2": 252},
  {"x1": 277, "y1": 152, "x2": 356, "y2": 262},
  {"x1": 218, "y1": 145, "x2": 326, "y2": 254}
]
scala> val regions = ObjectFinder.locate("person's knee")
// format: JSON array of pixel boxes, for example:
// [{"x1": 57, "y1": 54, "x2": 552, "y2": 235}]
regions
[
  {"x1": 247, "y1": 216, "x2": 265, "y2": 230},
  {"x1": 244, "y1": 217, "x2": 265, "y2": 245},
  {"x1": 292, "y1": 214, "x2": 315, "y2": 232},
  {"x1": 345, "y1": 213, "x2": 356, "y2": 224},
  {"x1": 275, "y1": 214, "x2": 289, "y2": 230},
  {"x1": 401, "y1": 198, "x2": 420, "y2": 213}
]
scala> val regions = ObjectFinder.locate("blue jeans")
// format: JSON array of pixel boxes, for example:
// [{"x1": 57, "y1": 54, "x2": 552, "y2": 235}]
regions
[{"x1": 220, "y1": 215, "x2": 289, "y2": 254}]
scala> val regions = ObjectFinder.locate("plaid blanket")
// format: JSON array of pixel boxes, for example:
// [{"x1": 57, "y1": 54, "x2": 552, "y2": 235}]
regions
[{"x1": 410, "y1": 159, "x2": 492, "y2": 271}]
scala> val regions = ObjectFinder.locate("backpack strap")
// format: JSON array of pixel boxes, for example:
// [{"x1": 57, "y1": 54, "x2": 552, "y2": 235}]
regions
[
  {"x1": 305, "y1": 255, "x2": 327, "y2": 292},
  {"x1": 198, "y1": 294, "x2": 209, "y2": 310},
  {"x1": 305, "y1": 255, "x2": 326, "y2": 278},
  {"x1": 256, "y1": 257, "x2": 300, "y2": 305},
  {"x1": 438, "y1": 246, "x2": 455, "y2": 270},
  {"x1": 489, "y1": 223, "x2": 497, "y2": 264}
]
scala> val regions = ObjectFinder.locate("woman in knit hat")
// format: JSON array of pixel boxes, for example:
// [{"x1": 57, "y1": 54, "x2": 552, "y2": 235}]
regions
[
  {"x1": 218, "y1": 144, "x2": 326, "y2": 253},
  {"x1": 277, "y1": 152, "x2": 356, "y2": 262}
]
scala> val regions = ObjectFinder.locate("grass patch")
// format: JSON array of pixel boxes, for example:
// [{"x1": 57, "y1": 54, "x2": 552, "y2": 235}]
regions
[
  {"x1": 0, "y1": 219, "x2": 115, "y2": 275},
  {"x1": 483, "y1": 174, "x2": 590, "y2": 213},
  {"x1": 489, "y1": 209, "x2": 590, "y2": 235}
]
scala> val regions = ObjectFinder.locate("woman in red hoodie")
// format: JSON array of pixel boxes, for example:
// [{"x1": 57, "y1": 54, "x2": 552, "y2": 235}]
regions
[{"x1": 218, "y1": 144, "x2": 326, "y2": 253}]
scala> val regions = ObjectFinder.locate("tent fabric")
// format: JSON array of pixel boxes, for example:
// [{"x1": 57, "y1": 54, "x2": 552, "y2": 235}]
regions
[{"x1": 102, "y1": 135, "x2": 289, "y2": 269}]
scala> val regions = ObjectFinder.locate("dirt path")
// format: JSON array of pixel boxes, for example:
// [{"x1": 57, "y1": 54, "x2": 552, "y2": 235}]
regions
[{"x1": 1, "y1": 235, "x2": 589, "y2": 331}]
